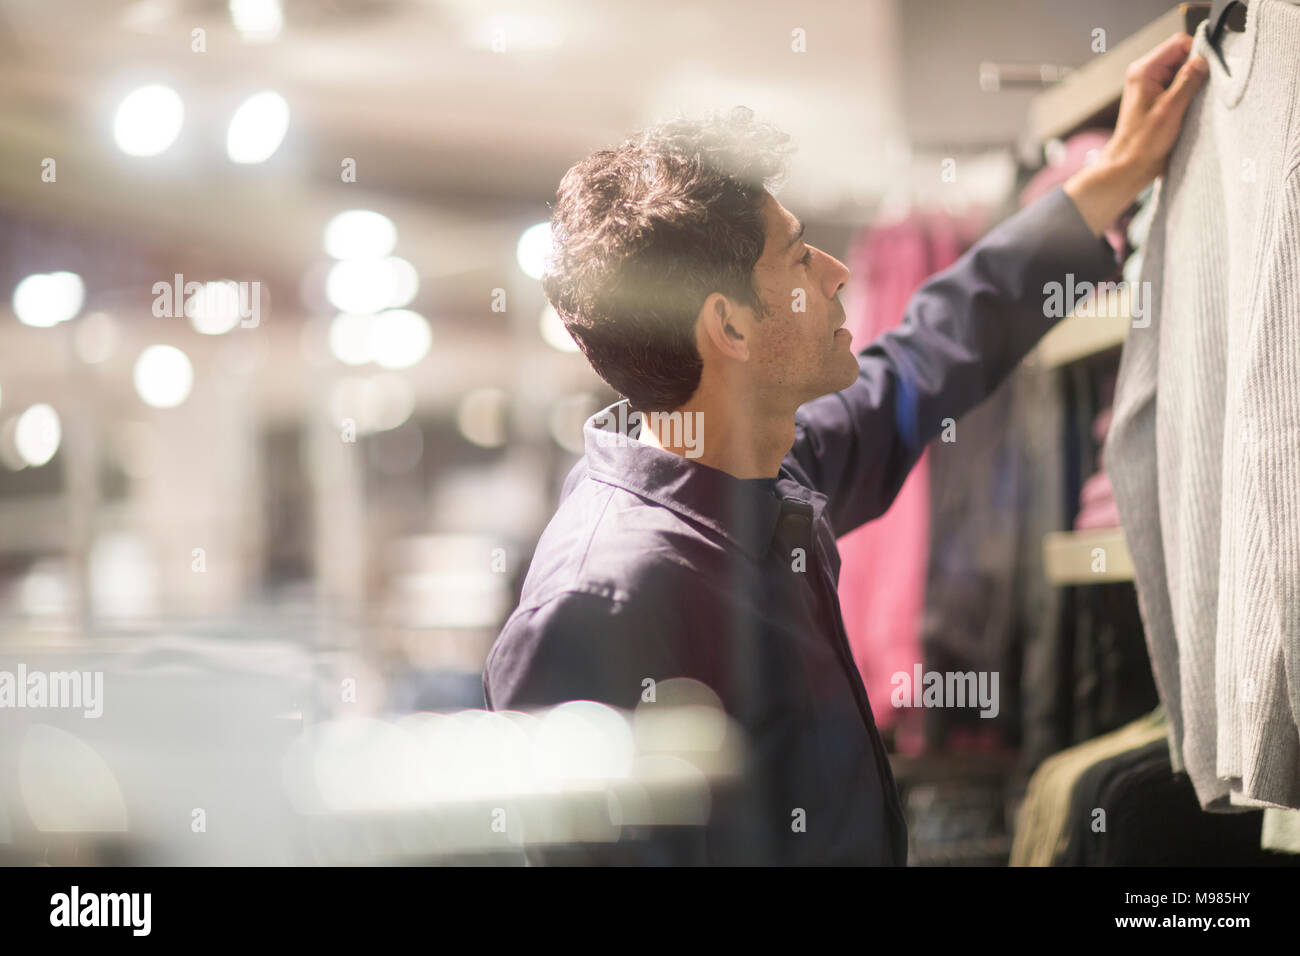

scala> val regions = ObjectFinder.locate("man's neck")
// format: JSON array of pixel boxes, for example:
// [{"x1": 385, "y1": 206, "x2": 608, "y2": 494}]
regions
[{"x1": 636, "y1": 390, "x2": 794, "y2": 479}]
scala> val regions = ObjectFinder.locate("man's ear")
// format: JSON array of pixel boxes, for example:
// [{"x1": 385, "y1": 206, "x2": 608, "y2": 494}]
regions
[{"x1": 698, "y1": 293, "x2": 750, "y2": 362}]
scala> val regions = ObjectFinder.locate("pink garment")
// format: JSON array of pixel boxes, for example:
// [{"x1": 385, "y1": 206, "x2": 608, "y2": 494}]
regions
[
  {"x1": 1020, "y1": 128, "x2": 1128, "y2": 260},
  {"x1": 837, "y1": 211, "x2": 974, "y2": 743},
  {"x1": 1075, "y1": 392, "x2": 1121, "y2": 530},
  {"x1": 1074, "y1": 470, "x2": 1121, "y2": 530},
  {"x1": 1018, "y1": 129, "x2": 1110, "y2": 205}
]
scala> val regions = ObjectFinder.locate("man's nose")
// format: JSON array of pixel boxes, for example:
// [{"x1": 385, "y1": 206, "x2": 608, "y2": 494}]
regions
[{"x1": 822, "y1": 250, "x2": 850, "y2": 297}]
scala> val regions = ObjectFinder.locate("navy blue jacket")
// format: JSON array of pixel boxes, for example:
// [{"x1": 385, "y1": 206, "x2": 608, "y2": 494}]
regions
[{"x1": 483, "y1": 185, "x2": 1119, "y2": 865}]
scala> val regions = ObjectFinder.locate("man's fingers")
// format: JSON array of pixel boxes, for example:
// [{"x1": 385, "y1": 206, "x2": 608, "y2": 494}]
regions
[
  {"x1": 1127, "y1": 33, "x2": 1196, "y2": 108},
  {"x1": 1135, "y1": 32, "x2": 1196, "y2": 79},
  {"x1": 1152, "y1": 55, "x2": 1209, "y2": 123}
]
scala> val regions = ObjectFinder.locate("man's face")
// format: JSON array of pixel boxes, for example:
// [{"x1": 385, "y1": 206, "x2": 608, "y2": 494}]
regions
[{"x1": 746, "y1": 191, "x2": 858, "y2": 406}]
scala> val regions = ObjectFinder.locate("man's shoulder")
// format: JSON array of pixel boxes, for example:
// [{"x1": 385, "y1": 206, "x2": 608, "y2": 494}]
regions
[
  {"x1": 521, "y1": 470, "x2": 730, "y2": 610},
  {"x1": 485, "y1": 583, "x2": 684, "y2": 712},
  {"x1": 485, "y1": 476, "x2": 734, "y2": 710}
]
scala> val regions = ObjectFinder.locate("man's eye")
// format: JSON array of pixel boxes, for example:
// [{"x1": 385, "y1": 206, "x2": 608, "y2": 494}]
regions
[{"x1": 799, "y1": 249, "x2": 813, "y2": 267}]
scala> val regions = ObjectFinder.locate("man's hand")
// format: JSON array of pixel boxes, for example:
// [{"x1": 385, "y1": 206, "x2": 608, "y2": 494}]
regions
[{"x1": 1065, "y1": 33, "x2": 1208, "y2": 237}]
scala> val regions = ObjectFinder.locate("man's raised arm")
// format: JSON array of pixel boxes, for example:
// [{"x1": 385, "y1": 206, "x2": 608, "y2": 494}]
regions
[{"x1": 786, "y1": 32, "x2": 1206, "y2": 536}]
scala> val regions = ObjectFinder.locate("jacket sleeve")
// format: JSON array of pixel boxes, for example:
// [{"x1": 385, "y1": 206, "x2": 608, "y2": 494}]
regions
[
  {"x1": 787, "y1": 183, "x2": 1120, "y2": 538},
  {"x1": 484, "y1": 588, "x2": 679, "y2": 712}
]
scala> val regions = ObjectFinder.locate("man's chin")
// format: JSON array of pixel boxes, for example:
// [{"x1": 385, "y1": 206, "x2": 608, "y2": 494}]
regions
[
  {"x1": 834, "y1": 353, "x2": 859, "y2": 391},
  {"x1": 790, "y1": 356, "x2": 863, "y2": 405},
  {"x1": 802, "y1": 362, "x2": 860, "y2": 404}
]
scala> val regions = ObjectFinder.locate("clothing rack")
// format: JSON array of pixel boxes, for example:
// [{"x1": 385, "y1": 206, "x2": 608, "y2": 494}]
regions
[{"x1": 978, "y1": 62, "x2": 1073, "y2": 92}]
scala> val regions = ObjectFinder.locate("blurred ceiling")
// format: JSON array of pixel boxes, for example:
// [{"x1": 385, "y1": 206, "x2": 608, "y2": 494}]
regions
[
  {"x1": 0, "y1": 0, "x2": 1184, "y2": 409},
  {"x1": 0, "y1": 0, "x2": 905, "y2": 311}
]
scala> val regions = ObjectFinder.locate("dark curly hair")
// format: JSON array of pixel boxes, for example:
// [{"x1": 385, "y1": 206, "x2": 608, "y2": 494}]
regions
[{"x1": 542, "y1": 107, "x2": 794, "y2": 412}]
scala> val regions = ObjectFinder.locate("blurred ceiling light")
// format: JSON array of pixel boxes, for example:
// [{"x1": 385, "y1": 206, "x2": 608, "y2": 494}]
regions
[
  {"x1": 456, "y1": 387, "x2": 509, "y2": 448},
  {"x1": 329, "y1": 308, "x2": 431, "y2": 368},
  {"x1": 122, "y1": 0, "x2": 173, "y2": 33},
  {"x1": 13, "y1": 271, "x2": 84, "y2": 327},
  {"x1": 466, "y1": 13, "x2": 565, "y2": 51},
  {"x1": 113, "y1": 84, "x2": 184, "y2": 157},
  {"x1": 329, "y1": 375, "x2": 414, "y2": 434},
  {"x1": 370, "y1": 309, "x2": 431, "y2": 370},
  {"x1": 326, "y1": 259, "x2": 396, "y2": 314},
  {"x1": 385, "y1": 257, "x2": 420, "y2": 308},
  {"x1": 226, "y1": 90, "x2": 290, "y2": 163},
  {"x1": 539, "y1": 303, "x2": 579, "y2": 352},
  {"x1": 18, "y1": 559, "x2": 70, "y2": 618},
  {"x1": 323, "y1": 210, "x2": 396, "y2": 260},
  {"x1": 74, "y1": 311, "x2": 118, "y2": 363},
  {"x1": 229, "y1": 0, "x2": 282, "y2": 42},
  {"x1": 133, "y1": 344, "x2": 194, "y2": 409},
  {"x1": 187, "y1": 280, "x2": 242, "y2": 335},
  {"x1": 516, "y1": 222, "x2": 552, "y2": 279},
  {"x1": 90, "y1": 531, "x2": 159, "y2": 619},
  {"x1": 328, "y1": 312, "x2": 373, "y2": 365},
  {"x1": 14, "y1": 403, "x2": 61, "y2": 467}
]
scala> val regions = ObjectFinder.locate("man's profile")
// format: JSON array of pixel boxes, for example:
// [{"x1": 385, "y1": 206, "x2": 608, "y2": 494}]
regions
[{"x1": 483, "y1": 35, "x2": 1206, "y2": 865}]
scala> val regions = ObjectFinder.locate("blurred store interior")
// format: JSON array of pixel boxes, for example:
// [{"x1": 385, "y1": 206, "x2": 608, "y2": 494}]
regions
[{"x1": 0, "y1": 0, "x2": 1245, "y2": 865}]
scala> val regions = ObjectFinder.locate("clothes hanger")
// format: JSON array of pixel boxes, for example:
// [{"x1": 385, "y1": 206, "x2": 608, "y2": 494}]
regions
[{"x1": 1206, "y1": 0, "x2": 1248, "y2": 73}]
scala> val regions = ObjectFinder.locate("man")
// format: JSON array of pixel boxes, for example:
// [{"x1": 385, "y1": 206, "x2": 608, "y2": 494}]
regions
[{"x1": 484, "y1": 35, "x2": 1207, "y2": 864}]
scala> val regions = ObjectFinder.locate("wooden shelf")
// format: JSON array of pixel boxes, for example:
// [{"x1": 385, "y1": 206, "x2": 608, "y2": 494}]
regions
[
  {"x1": 1036, "y1": 283, "x2": 1135, "y2": 367},
  {"x1": 1027, "y1": 4, "x2": 1208, "y2": 145},
  {"x1": 1037, "y1": 313, "x2": 1129, "y2": 367},
  {"x1": 1043, "y1": 527, "x2": 1134, "y2": 584}
]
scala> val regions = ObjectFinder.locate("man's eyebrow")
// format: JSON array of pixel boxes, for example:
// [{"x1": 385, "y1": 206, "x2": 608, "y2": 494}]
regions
[{"x1": 783, "y1": 220, "x2": 806, "y2": 252}]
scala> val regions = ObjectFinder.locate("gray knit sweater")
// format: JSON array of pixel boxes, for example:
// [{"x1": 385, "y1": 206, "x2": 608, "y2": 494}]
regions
[{"x1": 1107, "y1": 0, "x2": 1300, "y2": 811}]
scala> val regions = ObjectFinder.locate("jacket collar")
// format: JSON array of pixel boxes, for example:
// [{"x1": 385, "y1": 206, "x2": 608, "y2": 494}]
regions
[{"x1": 581, "y1": 399, "x2": 785, "y2": 561}]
